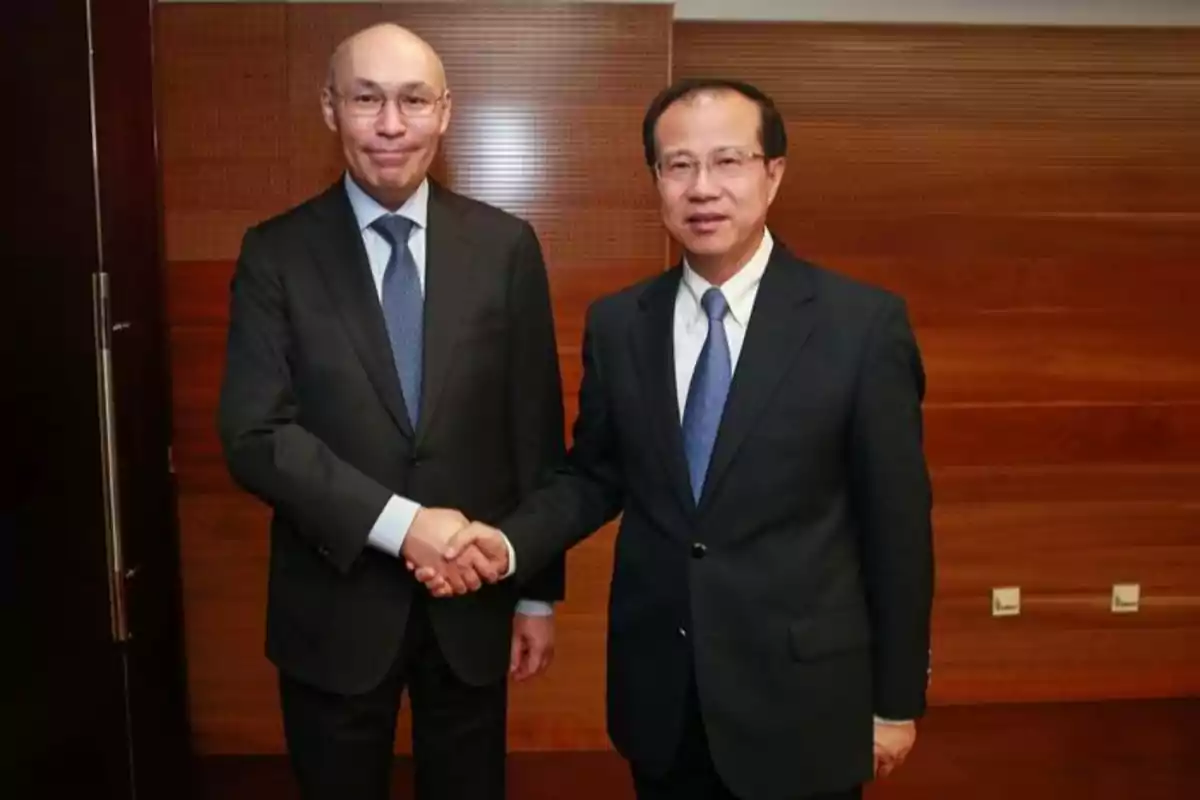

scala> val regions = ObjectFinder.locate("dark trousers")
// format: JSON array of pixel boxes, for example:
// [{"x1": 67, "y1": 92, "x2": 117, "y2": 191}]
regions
[
  {"x1": 279, "y1": 594, "x2": 507, "y2": 800},
  {"x1": 631, "y1": 678, "x2": 861, "y2": 800}
]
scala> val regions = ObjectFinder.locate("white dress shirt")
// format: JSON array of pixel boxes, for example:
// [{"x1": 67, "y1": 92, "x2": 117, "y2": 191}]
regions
[
  {"x1": 674, "y1": 231, "x2": 774, "y2": 415},
  {"x1": 344, "y1": 174, "x2": 549, "y2": 617}
]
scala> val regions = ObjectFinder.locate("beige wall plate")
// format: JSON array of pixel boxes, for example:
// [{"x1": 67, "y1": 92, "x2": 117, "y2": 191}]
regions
[
  {"x1": 992, "y1": 586, "x2": 1021, "y2": 617},
  {"x1": 1112, "y1": 583, "x2": 1141, "y2": 614}
]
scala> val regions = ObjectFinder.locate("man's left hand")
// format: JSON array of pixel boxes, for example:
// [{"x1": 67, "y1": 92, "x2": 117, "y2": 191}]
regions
[
  {"x1": 873, "y1": 720, "x2": 916, "y2": 779},
  {"x1": 510, "y1": 612, "x2": 555, "y2": 682}
]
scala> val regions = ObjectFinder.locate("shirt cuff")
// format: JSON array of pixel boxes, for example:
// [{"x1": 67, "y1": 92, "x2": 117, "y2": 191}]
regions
[
  {"x1": 366, "y1": 495, "x2": 421, "y2": 557},
  {"x1": 501, "y1": 529, "x2": 518, "y2": 579},
  {"x1": 874, "y1": 716, "x2": 913, "y2": 726},
  {"x1": 515, "y1": 599, "x2": 554, "y2": 616},
  {"x1": 501, "y1": 533, "x2": 553, "y2": 615}
]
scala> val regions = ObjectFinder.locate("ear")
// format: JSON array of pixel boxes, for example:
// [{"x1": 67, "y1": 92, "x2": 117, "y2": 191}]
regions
[
  {"x1": 765, "y1": 156, "x2": 787, "y2": 205},
  {"x1": 320, "y1": 87, "x2": 338, "y2": 133},
  {"x1": 437, "y1": 89, "x2": 453, "y2": 136}
]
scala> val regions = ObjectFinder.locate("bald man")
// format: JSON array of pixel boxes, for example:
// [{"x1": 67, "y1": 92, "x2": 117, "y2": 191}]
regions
[{"x1": 218, "y1": 24, "x2": 566, "y2": 800}]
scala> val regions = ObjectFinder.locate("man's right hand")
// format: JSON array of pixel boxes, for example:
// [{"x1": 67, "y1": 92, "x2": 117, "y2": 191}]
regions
[
  {"x1": 401, "y1": 508, "x2": 487, "y2": 594},
  {"x1": 410, "y1": 521, "x2": 512, "y2": 598}
]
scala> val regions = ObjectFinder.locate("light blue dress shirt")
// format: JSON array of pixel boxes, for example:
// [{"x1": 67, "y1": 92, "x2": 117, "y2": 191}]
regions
[{"x1": 344, "y1": 174, "x2": 551, "y2": 617}]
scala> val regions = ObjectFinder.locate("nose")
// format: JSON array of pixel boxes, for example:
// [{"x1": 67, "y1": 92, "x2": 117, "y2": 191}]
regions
[
  {"x1": 376, "y1": 98, "x2": 407, "y2": 137},
  {"x1": 686, "y1": 166, "x2": 721, "y2": 200}
]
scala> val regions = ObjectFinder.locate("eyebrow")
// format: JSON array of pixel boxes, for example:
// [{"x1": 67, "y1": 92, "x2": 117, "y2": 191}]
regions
[
  {"x1": 662, "y1": 145, "x2": 755, "y2": 158},
  {"x1": 346, "y1": 79, "x2": 436, "y2": 93}
]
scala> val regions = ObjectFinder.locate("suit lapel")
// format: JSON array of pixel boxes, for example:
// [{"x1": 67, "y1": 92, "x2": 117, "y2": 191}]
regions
[
  {"x1": 306, "y1": 182, "x2": 414, "y2": 438},
  {"x1": 415, "y1": 182, "x2": 478, "y2": 445},
  {"x1": 698, "y1": 246, "x2": 817, "y2": 512},
  {"x1": 630, "y1": 267, "x2": 697, "y2": 519}
]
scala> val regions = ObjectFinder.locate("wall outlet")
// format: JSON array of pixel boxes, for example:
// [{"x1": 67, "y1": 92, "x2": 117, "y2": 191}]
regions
[
  {"x1": 1112, "y1": 583, "x2": 1140, "y2": 613},
  {"x1": 992, "y1": 586, "x2": 1021, "y2": 617}
]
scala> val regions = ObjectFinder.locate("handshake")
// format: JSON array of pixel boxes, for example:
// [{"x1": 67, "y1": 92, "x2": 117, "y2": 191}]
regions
[{"x1": 399, "y1": 507, "x2": 512, "y2": 598}]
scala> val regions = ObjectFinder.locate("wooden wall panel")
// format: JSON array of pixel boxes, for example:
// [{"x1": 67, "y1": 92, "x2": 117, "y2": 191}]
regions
[
  {"x1": 195, "y1": 699, "x2": 1200, "y2": 800},
  {"x1": 674, "y1": 22, "x2": 1200, "y2": 705},
  {"x1": 160, "y1": 5, "x2": 1199, "y2": 757},
  {"x1": 157, "y1": 2, "x2": 669, "y2": 754}
]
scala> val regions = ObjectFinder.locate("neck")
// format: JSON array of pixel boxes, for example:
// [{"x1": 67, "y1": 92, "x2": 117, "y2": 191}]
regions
[
  {"x1": 686, "y1": 228, "x2": 766, "y2": 286},
  {"x1": 351, "y1": 173, "x2": 422, "y2": 212}
]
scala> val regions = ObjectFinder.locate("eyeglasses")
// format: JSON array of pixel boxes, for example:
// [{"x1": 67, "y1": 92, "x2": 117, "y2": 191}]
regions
[
  {"x1": 331, "y1": 88, "x2": 446, "y2": 119},
  {"x1": 655, "y1": 148, "x2": 767, "y2": 184}
]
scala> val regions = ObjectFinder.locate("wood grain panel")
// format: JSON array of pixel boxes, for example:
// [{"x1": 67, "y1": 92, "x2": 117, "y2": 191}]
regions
[
  {"x1": 155, "y1": 3, "x2": 290, "y2": 262},
  {"x1": 157, "y1": 2, "x2": 669, "y2": 754},
  {"x1": 195, "y1": 699, "x2": 1200, "y2": 799},
  {"x1": 830, "y1": 258, "x2": 1200, "y2": 316},
  {"x1": 161, "y1": 8, "x2": 1200, "y2": 755},
  {"x1": 924, "y1": 403, "x2": 1200, "y2": 465},
  {"x1": 675, "y1": 21, "x2": 1200, "y2": 709}
]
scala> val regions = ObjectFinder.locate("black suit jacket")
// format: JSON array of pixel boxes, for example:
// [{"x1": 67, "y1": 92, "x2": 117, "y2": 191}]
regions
[
  {"x1": 218, "y1": 179, "x2": 566, "y2": 695},
  {"x1": 503, "y1": 242, "x2": 934, "y2": 800}
]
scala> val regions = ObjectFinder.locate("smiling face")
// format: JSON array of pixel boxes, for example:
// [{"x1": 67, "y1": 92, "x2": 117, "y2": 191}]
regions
[
  {"x1": 320, "y1": 24, "x2": 452, "y2": 209},
  {"x1": 653, "y1": 89, "x2": 785, "y2": 278}
]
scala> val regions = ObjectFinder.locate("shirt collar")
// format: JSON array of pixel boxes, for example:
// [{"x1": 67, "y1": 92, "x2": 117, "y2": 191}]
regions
[
  {"x1": 344, "y1": 172, "x2": 430, "y2": 233},
  {"x1": 681, "y1": 229, "x2": 774, "y2": 326}
]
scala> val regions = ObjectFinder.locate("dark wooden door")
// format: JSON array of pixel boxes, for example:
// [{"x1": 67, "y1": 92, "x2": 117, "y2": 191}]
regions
[{"x1": 2, "y1": 1, "x2": 189, "y2": 797}]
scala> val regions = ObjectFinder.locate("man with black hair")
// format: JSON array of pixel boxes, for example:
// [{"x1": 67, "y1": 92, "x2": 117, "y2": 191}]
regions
[{"x1": 426, "y1": 78, "x2": 934, "y2": 800}]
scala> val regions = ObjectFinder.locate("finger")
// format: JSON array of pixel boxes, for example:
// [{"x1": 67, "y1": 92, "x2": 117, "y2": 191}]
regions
[
  {"x1": 469, "y1": 548, "x2": 502, "y2": 583},
  {"x1": 441, "y1": 567, "x2": 468, "y2": 595},
  {"x1": 442, "y1": 527, "x2": 479, "y2": 560},
  {"x1": 461, "y1": 565, "x2": 483, "y2": 592},
  {"x1": 456, "y1": 547, "x2": 500, "y2": 584},
  {"x1": 444, "y1": 524, "x2": 495, "y2": 561},
  {"x1": 513, "y1": 648, "x2": 537, "y2": 681},
  {"x1": 510, "y1": 632, "x2": 524, "y2": 675},
  {"x1": 432, "y1": 579, "x2": 454, "y2": 598},
  {"x1": 528, "y1": 646, "x2": 552, "y2": 679},
  {"x1": 405, "y1": 560, "x2": 415, "y2": 572},
  {"x1": 519, "y1": 641, "x2": 545, "y2": 681}
]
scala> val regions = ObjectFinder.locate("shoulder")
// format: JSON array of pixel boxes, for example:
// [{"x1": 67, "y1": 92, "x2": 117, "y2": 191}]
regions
[
  {"x1": 791, "y1": 252, "x2": 908, "y2": 328},
  {"x1": 588, "y1": 268, "x2": 678, "y2": 328},
  {"x1": 432, "y1": 182, "x2": 534, "y2": 243},
  {"x1": 240, "y1": 183, "x2": 340, "y2": 249}
]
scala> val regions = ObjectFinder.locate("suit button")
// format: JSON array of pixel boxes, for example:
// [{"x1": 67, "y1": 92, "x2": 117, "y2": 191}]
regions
[
  {"x1": 678, "y1": 627, "x2": 688, "y2": 638},
  {"x1": 409, "y1": 456, "x2": 423, "y2": 468},
  {"x1": 691, "y1": 542, "x2": 707, "y2": 559}
]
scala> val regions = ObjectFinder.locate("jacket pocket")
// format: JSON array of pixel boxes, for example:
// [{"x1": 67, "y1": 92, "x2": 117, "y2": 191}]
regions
[{"x1": 788, "y1": 607, "x2": 871, "y2": 661}]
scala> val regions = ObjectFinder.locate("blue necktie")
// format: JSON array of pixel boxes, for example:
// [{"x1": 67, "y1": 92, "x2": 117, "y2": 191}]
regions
[
  {"x1": 370, "y1": 215, "x2": 423, "y2": 427},
  {"x1": 682, "y1": 288, "x2": 732, "y2": 502}
]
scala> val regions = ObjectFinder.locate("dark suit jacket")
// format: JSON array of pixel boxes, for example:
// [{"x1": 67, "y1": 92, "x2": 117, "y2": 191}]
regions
[
  {"x1": 503, "y1": 242, "x2": 934, "y2": 800},
  {"x1": 218, "y1": 179, "x2": 566, "y2": 696}
]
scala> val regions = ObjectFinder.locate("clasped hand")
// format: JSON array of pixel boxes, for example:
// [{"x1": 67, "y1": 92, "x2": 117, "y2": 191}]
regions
[{"x1": 399, "y1": 507, "x2": 509, "y2": 598}]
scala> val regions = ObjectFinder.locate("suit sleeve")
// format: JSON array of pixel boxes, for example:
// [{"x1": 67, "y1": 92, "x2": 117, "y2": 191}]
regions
[
  {"x1": 217, "y1": 226, "x2": 392, "y2": 574},
  {"x1": 502, "y1": 302, "x2": 626, "y2": 581},
  {"x1": 505, "y1": 222, "x2": 568, "y2": 603},
  {"x1": 851, "y1": 296, "x2": 935, "y2": 721}
]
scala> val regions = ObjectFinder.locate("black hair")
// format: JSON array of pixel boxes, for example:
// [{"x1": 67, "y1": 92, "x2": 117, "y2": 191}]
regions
[{"x1": 641, "y1": 77, "x2": 787, "y2": 168}]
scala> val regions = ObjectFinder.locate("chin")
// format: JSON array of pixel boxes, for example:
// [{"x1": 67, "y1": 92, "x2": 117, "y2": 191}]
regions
[
  {"x1": 359, "y1": 172, "x2": 415, "y2": 201},
  {"x1": 679, "y1": 234, "x2": 734, "y2": 257}
]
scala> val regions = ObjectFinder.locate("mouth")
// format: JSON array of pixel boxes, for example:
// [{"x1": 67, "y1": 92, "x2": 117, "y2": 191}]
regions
[
  {"x1": 684, "y1": 213, "x2": 729, "y2": 233},
  {"x1": 367, "y1": 149, "x2": 416, "y2": 166}
]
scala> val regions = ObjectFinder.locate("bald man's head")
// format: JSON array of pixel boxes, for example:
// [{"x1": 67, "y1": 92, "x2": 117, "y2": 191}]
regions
[
  {"x1": 326, "y1": 23, "x2": 446, "y2": 94},
  {"x1": 321, "y1": 22, "x2": 452, "y2": 209}
]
